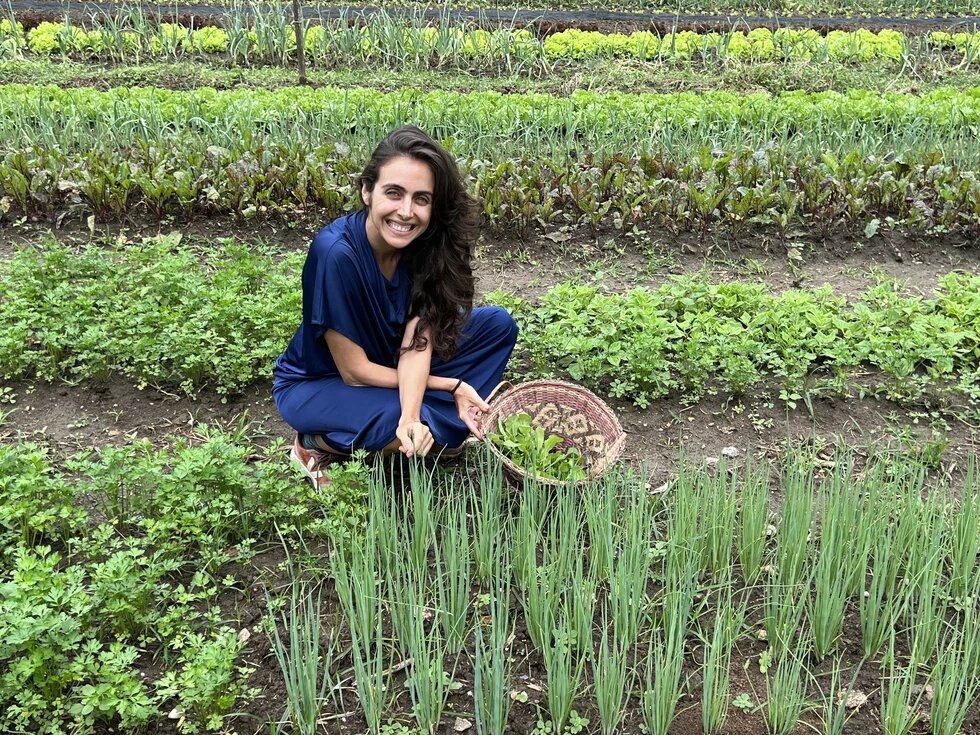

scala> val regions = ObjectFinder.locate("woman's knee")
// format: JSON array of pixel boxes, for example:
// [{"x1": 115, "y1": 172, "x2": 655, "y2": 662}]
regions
[{"x1": 479, "y1": 306, "x2": 519, "y2": 346}]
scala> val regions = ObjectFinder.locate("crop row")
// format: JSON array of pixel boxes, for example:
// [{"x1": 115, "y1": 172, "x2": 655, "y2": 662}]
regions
[
  {"x1": 5, "y1": 84, "x2": 977, "y2": 162},
  {"x1": 5, "y1": 18, "x2": 979, "y2": 67},
  {"x1": 544, "y1": 27, "x2": 980, "y2": 62},
  {"x1": 495, "y1": 275, "x2": 980, "y2": 407},
  {"x1": 2, "y1": 84, "x2": 980, "y2": 233},
  {"x1": 2, "y1": 234, "x2": 977, "y2": 407},
  {"x1": 3, "y1": 143, "x2": 979, "y2": 236}
]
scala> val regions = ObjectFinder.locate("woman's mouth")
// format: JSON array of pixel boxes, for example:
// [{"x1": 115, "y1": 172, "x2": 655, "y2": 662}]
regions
[{"x1": 386, "y1": 219, "x2": 415, "y2": 235}]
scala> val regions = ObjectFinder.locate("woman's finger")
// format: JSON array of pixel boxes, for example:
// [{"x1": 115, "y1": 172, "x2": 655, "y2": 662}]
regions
[{"x1": 461, "y1": 411, "x2": 482, "y2": 439}]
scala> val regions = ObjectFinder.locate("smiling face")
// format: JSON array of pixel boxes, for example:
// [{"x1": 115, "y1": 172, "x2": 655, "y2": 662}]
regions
[{"x1": 361, "y1": 155, "x2": 435, "y2": 256}]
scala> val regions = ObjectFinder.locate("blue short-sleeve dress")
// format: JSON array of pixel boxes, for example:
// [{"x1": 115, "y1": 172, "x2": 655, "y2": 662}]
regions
[{"x1": 273, "y1": 210, "x2": 518, "y2": 453}]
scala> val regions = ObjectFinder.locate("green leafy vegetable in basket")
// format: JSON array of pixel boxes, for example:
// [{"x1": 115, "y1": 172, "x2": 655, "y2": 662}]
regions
[{"x1": 488, "y1": 412, "x2": 587, "y2": 482}]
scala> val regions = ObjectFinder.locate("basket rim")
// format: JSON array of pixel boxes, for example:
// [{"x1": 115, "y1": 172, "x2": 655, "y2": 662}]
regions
[{"x1": 482, "y1": 379, "x2": 627, "y2": 486}]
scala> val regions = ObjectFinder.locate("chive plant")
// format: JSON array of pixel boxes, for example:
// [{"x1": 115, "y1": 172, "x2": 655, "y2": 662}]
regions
[
  {"x1": 814, "y1": 658, "x2": 863, "y2": 735},
  {"x1": 404, "y1": 609, "x2": 450, "y2": 735},
  {"x1": 666, "y1": 465, "x2": 706, "y2": 588},
  {"x1": 333, "y1": 539, "x2": 387, "y2": 735},
  {"x1": 879, "y1": 643, "x2": 922, "y2": 735},
  {"x1": 763, "y1": 635, "x2": 811, "y2": 735},
  {"x1": 775, "y1": 454, "x2": 815, "y2": 591},
  {"x1": 469, "y1": 447, "x2": 505, "y2": 584},
  {"x1": 433, "y1": 494, "x2": 471, "y2": 656},
  {"x1": 406, "y1": 459, "x2": 438, "y2": 575},
  {"x1": 764, "y1": 563, "x2": 812, "y2": 660},
  {"x1": 512, "y1": 478, "x2": 544, "y2": 592},
  {"x1": 929, "y1": 607, "x2": 980, "y2": 735},
  {"x1": 702, "y1": 459, "x2": 738, "y2": 577},
  {"x1": 590, "y1": 605, "x2": 632, "y2": 735},
  {"x1": 474, "y1": 564, "x2": 513, "y2": 735},
  {"x1": 946, "y1": 461, "x2": 979, "y2": 601},
  {"x1": 700, "y1": 578, "x2": 743, "y2": 734},
  {"x1": 607, "y1": 475, "x2": 655, "y2": 649},
  {"x1": 266, "y1": 579, "x2": 338, "y2": 735},
  {"x1": 542, "y1": 610, "x2": 586, "y2": 734},
  {"x1": 811, "y1": 470, "x2": 863, "y2": 660},
  {"x1": 903, "y1": 500, "x2": 947, "y2": 663},
  {"x1": 522, "y1": 564, "x2": 559, "y2": 653},
  {"x1": 860, "y1": 522, "x2": 902, "y2": 659},
  {"x1": 737, "y1": 458, "x2": 770, "y2": 584},
  {"x1": 567, "y1": 553, "x2": 598, "y2": 655},
  {"x1": 583, "y1": 476, "x2": 617, "y2": 584},
  {"x1": 640, "y1": 603, "x2": 687, "y2": 735}
]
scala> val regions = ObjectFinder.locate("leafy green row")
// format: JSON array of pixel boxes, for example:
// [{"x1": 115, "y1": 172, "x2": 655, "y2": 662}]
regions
[
  {"x1": 3, "y1": 83, "x2": 979, "y2": 163},
  {"x1": 7, "y1": 19, "x2": 979, "y2": 67},
  {"x1": 2, "y1": 83, "x2": 980, "y2": 233},
  {"x1": 494, "y1": 274, "x2": 980, "y2": 407},
  {"x1": 545, "y1": 28, "x2": 980, "y2": 62},
  {"x1": 2, "y1": 234, "x2": 977, "y2": 406},
  {"x1": 0, "y1": 429, "x2": 369, "y2": 734},
  {"x1": 0, "y1": 234, "x2": 301, "y2": 395},
  {"x1": 2, "y1": 145, "x2": 978, "y2": 236}
]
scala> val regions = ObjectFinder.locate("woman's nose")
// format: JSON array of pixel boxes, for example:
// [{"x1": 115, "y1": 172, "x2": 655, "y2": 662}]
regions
[{"x1": 399, "y1": 196, "x2": 413, "y2": 217}]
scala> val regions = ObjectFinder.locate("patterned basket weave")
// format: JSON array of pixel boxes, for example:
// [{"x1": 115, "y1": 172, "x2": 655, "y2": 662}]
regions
[{"x1": 483, "y1": 379, "x2": 626, "y2": 486}]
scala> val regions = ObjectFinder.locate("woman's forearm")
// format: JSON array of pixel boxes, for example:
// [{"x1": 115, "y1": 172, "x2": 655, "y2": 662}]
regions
[
  {"x1": 345, "y1": 361, "x2": 455, "y2": 394},
  {"x1": 397, "y1": 342, "x2": 431, "y2": 421}
]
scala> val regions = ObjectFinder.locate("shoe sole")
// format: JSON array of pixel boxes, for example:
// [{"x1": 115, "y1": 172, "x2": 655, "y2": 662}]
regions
[{"x1": 290, "y1": 445, "x2": 326, "y2": 487}]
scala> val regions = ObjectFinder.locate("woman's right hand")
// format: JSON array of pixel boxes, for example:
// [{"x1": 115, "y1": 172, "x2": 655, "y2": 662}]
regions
[{"x1": 396, "y1": 418, "x2": 434, "y2": 458}]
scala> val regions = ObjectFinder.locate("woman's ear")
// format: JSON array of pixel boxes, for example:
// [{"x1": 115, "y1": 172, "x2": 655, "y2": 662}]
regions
[{"x1": 360, "y1": 184, "x2": 371, "y2": 208}]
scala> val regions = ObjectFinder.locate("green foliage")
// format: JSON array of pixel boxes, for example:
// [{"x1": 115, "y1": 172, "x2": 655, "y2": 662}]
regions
[
  {"x1": 0, "y1": 427, "x2": 368, "y2": 733},
  {"x1": 0, "y1": 443, "x2": 86, "y2": 554},
  {"x1": 17, "y1": 14, "x2": 980, "y2": 69},
  {"x1": 503, "y1": 274, "x2": 980, "y2": 406},
  {"x1": 488, "y1": 412, "x2": 587, "y2": 482},
  {"x1": 545, "y1": 28, "x2": 980, "y2": 63},
  {"x1": 155, "y1": 628, "x2": 254, "y2": 734},
  {"x1": 0, "y1": 234, "x2": 300, "y2": 396},
  {"x1": 0, "y1": 544, "x2": 155, "y2": 734},
  {"x1": 4, "y1": 232, "x2": 976, "y2": 409},
  {"x1": 2, "y1": 84, "x2": 980, "y2": 233}
]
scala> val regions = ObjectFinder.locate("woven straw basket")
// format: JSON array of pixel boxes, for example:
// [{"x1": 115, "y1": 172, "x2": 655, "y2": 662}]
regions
[{"x1": 483, "y1": 380, "x2": 626, "y2": 487}]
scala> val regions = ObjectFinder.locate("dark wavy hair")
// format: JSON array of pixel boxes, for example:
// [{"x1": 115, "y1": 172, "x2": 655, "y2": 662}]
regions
[{"x1": 359, "y1": 125, "x2": 478, "y2": 360}]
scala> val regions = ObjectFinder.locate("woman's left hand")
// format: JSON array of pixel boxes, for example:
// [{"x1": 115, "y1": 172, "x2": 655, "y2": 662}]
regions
[{"x1": 452, "y1": 381, "x2": 490, "y2": 439}]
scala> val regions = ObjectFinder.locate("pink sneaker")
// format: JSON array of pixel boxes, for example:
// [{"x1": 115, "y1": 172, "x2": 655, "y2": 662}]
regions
[{"x1": 289, "y1": 435, "x2": 337, "y2": 488}]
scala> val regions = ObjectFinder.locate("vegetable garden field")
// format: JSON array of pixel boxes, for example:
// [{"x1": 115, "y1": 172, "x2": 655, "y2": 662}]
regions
[{"x1": 1, "y1": 2, "x2": 979, "y2": 734}]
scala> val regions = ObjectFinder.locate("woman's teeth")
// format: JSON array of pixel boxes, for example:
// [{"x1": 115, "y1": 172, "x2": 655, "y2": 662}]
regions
[{"x1": 387, "y1": 220, "x2": 413, "y2": 234}]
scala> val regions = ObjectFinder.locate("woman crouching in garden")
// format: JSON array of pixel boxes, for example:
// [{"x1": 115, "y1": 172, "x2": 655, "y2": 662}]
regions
[{"x1": 273, "y1": 125, "x2": 518, "y2": 486}]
